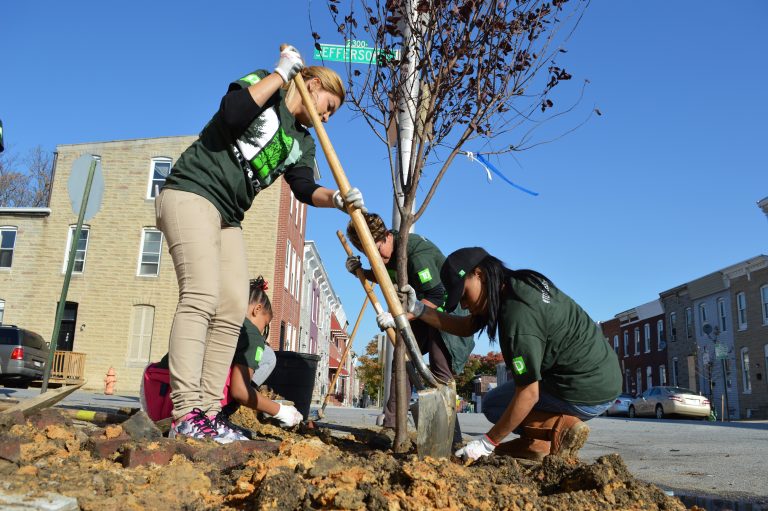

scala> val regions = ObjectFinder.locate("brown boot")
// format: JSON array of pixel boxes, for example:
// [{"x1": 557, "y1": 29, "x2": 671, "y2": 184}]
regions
[
  {"x1": 520, "y1": 410, "x2": 590, "y2": 459},
  {"x1": 495, "y1": 437, "x2": 550, "y2": 461}
]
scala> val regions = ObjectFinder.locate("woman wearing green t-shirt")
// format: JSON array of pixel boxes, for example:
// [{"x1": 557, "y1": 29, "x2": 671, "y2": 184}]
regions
[
  {"x1": 392, "y1": 247, "x2": 621, "y2": 462},
  {"x1": 156, "y1": 45, "x2": 365, "y2": 442}
]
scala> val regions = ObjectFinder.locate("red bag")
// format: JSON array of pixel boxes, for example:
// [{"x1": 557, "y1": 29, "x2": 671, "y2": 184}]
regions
[{"x1": 140, "y1": 363, "x2": 234, "y2": 421}]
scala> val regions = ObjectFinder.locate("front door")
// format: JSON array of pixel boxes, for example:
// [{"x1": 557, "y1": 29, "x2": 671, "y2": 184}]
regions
[{"x1": 56, "y1": 302, "x2": 78, "y2": 351}]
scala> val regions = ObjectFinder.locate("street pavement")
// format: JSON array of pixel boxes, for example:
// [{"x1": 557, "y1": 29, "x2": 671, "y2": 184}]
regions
[{"x1": 3, "y1": 387, "x2": 766, "y2": 506}]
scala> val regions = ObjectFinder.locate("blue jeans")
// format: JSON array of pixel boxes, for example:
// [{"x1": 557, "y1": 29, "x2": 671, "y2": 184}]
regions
[{"x1": 482, "y1": 380, "x2": 613, "y2": 428}]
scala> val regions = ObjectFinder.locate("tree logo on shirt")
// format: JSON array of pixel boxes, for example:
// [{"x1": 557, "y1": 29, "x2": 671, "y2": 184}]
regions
[
  {"x1": 512, "y1": 356, "x2": 527, "y2": 375},
  {"x1": 417, "y1": 268, "x2": 432, "y2": 284}
]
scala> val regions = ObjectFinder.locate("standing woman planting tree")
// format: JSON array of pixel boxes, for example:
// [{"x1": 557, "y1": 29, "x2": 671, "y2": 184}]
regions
[
  {"x1": 156, "y1": 45, "x2": 365, "y2": 442},
  {"x1": 388, "y1": 247, "x2": 621, "y2": 461}
]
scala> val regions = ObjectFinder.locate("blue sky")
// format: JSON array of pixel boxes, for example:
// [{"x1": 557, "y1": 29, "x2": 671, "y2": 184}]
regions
[{"x1": 2, "y1": 2, "x2": 767, "y2": 360}]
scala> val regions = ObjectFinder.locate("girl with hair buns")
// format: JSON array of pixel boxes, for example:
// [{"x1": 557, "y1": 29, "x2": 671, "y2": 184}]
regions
[{"x1": 156, "y1": 45, "x2": 362, "y2": 442}]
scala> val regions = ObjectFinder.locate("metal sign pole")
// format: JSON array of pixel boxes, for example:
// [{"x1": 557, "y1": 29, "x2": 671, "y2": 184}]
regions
[{"x1": 41, "y1": 159, "x2": 97, "y2": 393}]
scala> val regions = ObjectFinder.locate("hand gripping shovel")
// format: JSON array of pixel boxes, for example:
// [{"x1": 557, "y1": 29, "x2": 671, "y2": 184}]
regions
[{"x1": 293, "y1": 72, "x2": 455, "y2": 458}]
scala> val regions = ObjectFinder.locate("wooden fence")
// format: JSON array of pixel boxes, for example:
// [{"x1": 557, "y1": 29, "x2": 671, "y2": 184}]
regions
[{"x1": 48, "y1": 351, "x2": 86, "y2": 384}]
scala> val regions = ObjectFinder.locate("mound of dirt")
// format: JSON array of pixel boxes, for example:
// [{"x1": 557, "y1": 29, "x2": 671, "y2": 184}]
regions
[{"x1": 0, "y1": 406, "x2": 693, "y2": 510}]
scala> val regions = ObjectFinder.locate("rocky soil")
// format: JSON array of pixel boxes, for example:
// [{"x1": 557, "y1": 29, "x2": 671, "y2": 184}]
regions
[{"x1": 0, "y1": 405, "x2": 696, "y2": 510}]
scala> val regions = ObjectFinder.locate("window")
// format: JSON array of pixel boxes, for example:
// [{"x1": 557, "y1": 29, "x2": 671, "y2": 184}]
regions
[
  {"x1": 634, "y1": 328, "x2": 640, "y2": 355},
  {"x1": 0, "y1": 228, "x2": 17, "y2": 268},
  {"x1": 289, "y1": 247, "x2": 296, "y2": 296},
  {"x1": 147, "y1": 158, "x2": 172, "y2": 198},
  {"x1": 644, "y1": 323, "x2": 651, "y2": 353},
  {"x1": 699, "y1": 303, "x2": 708, "y2": 334},
  {"x1": 284, "y1": 240, "x2": 291, "y2": 289},
  {"x1": 671, "y1": 357, "x2": 679, "y2": 387},
  {"x1": 128, "y1": 305, "x2": 154, "y2": 363},
  {"x1": 63, "y1": 226, "x2": 90, "y2": 273},
  {"x1": 657, "y1": 320, "x2": 664, "y2": 350},
  {"x1": 761, "y1": 285, "x2": 768, "y2": 325},
  {"x1": 659, "y1": 365, "x2": 667, "y2": 386},
  {"x1": 741, "y1": 348, "x2": 751, "y2": 394},
  {"x1": 613, "y1": 335, "x2": 619, "y2": 354},
  {"x1": 646, "y1": 366, "x2": 653, "y2": 390},
  {"x1": 636, "y1": 367, "x2": 642, "y2": 394},
  {"x1": 137, "y1": 229, "x2": 163, "y2": 276},
  {"x1": 736, "y1": 292, "x2": 747, "y2": 330},
  {"x1": 685, "y1": 307, "x2": 693, "y2": 338},
  {"x1": 669, "y1": 312, "x2": 677, "y2": 341},
  {"x1": 0, "y1": 299, "x2": 4, "y2": 324},
  {"x1": 298, "y1": 202, "x2": 304, "y2": 234},
  {"x1": 294, "y1": 257, "x2": 302, "y2": 299},
  {"x1": 717, "y1": 298, "x2": 727, "y2": 333},
  {"x1": 623, "y1": 331, "x2": 629, "y2": 357}
]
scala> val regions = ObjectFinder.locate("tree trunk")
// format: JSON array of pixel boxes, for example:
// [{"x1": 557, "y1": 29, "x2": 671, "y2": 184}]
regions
[{"x1": 392, "y1": 331, "x2": 409, "y2": 452}]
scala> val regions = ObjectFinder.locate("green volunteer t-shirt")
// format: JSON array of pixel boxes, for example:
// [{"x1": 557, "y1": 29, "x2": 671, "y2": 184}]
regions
[
  {"x1": 498, "y1": 277, "x2": 621, "y2": 405},
  {"x1": 386, "y1": 231, "x2": 445, "y2": 299},
  {"x1": 231, "y1": 318, "x2": 266, "y2": 371},
  {"x1": 163, "y1": 69, "x2": 316, "y2": 227}
]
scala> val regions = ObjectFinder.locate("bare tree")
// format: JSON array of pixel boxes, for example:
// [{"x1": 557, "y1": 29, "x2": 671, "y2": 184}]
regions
[
  {"x1": 317, "y1": 0, "x2": 592, "y2": 451},
  {"x1": 0, "y1": 146, "x2": 54, "y2": 208}
]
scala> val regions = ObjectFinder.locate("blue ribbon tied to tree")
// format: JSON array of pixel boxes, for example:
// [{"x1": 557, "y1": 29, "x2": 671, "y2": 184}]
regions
[{"x1": 464, "y1": 152, "x2": 539, "y2": 197}]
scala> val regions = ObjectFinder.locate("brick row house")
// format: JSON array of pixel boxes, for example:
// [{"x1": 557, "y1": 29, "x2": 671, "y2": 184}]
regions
[{"x1": 0, "y1": 136, "x2": 353, "y2": 400}]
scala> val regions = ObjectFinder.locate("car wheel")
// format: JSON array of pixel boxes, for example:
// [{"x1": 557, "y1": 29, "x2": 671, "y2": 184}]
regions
[
  {"x1": 628, "y1": 406, "x2": 636, "y2": 418},
  {"x1": 655, "y1": 405, "x2": 664, "y2": 419}
]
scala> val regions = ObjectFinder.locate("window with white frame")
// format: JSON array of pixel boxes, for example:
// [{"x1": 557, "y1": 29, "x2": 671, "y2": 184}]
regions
[
  {"x1": 761, "y1": 285, "x2": 768, "y2": 325},
  {"x1": 147, "y1": 158, "x2": 172, "y2": 198},
  {"x1": 138, "y1": 229, "x2": 163, "y2": 276},
  {"x1": 717, "y1": 298, "x2": 727, "y2": 332},
  {"x1": 685, "y1": 307, "x2": 693, "y2": 338},
  {"x1": 636, "y1": 367, "x2": 642, "y2": 394},
  {"x1": 669, "y1": 312, "x2": 677, "y2": 341},
  {"x1": 294, "y1": 258, "x2": 302, "y2": 299},
  {"x1": 672, "y1": 357, "x2": 679, "y2": 386},
  {"x1": 634, "y1": 327, "x2": 640, "y2": 355},
  {"x1": 646, "y1": 366, "x2": 653, "y2": 390},
  {"x1": 128, "y1": 305, "x2": 154, "y2": 363},
  {"x1": 289, "y1": 247, "x2": 296, "y2": 296},
  {"x1": 613, "y1": 335, "x2": 619, "y2": 354},
  {"x1": 657, "y1": 320, "x2": 664, "y2": 350},
  {"x1": 0, "y1": 299, "x2": 4, "y2": 324},
  {"x1": 298, "y1": 202, "x2": 304, "y2": 234},
  {"x1": 623, "y1": 331, "x2": 629, "y2": 357},
  {"x1": 699, "y1": 303, "x2": 708, "y2": 334},
  {"x1": 644, "y1": 323, "x2": 651, "y2": 353},
  {"x1": 736, "y1": 292, "x2": 747, "y2": 330},
  {"x1": 289, "y1": 192, "x2": 295, "y2": 220},
  {"x1": 740, "y1": 348, "x2": 751, "y2": 394},
  {"x1": 63, "y1": 226, "x2": 90, "y2": 273},
  {"x1": 659, "y1": 365, "x2": 667, "y2": 386},
  {"x1": 284, "y1": 240, "x2": 291, "y2": 289},
  {"x1": 0, "y1": 228, "x2": 17, "y2": 269}
]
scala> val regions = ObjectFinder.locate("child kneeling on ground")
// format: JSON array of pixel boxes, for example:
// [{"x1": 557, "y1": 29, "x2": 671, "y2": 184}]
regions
[{"x1": 141, "y1": 277, "x2": 302, "y2": 442}]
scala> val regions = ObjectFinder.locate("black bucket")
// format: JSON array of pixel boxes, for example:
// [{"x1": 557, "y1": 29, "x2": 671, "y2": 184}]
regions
[{"x1": 264, "y1": 351, "x2": 320, "y2": 419}]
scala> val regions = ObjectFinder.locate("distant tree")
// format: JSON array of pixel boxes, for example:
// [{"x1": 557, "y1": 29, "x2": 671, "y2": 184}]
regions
[
  {"x1": 0, "y1": 146, "x2": 54, "y2": 207},
  {"x1": 356, "y1": 338, "x2": 384, "y2": 402},
  {"x1": 455, "y1": 351, "x2": 504, "y2": 399}
]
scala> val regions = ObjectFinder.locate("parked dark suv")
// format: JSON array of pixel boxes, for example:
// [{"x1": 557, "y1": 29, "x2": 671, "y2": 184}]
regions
[{"x1": 0, "y1": 325, "x2": 50, "y2": 387}]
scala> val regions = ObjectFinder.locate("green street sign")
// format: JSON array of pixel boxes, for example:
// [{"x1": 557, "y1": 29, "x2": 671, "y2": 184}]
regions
[
  {"x1": 313, "y1": 40, "x2": 399, "y2": 65},
  {"x1": 715, "y1": 343, "x2": 729, "y2": 360}
]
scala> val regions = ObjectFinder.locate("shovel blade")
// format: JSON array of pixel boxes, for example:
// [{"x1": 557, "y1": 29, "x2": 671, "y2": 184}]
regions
[{"x1": 416, "y1": 381, "x2": 456, "y2": 459}]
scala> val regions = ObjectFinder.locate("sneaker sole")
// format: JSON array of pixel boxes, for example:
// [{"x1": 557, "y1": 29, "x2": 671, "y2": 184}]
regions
[{"x1": 556, "y1": 422, "x2": 590, "y2": 458}]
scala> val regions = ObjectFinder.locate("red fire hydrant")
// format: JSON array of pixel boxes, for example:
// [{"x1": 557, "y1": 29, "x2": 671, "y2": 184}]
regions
[{"x1": 104, "y1": 367, "x2": 117, "y2": 395}]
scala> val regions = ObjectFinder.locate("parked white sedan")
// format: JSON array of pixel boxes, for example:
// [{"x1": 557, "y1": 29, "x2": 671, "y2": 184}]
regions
[{"x1": 628, "y1": 386, "x2": 710, "y2": 419}]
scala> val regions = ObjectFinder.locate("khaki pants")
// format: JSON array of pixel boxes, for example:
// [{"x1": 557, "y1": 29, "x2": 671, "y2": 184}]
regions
[{"x1": 156, "y1": 189, "x2": 249, "y2": 420}]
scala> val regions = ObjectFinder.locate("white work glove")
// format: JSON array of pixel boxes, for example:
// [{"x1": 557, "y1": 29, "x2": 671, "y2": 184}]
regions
[
  {"x1": 376, "y1": 311, "x2": 395, "y2": 332},
  {"x1": 274, "y1": 45, "x2": 304, "y2": 83},
  {"x1": 345, "y1": 255, "x2": 362, "y2": 275},
  {"x1": 272, "y1": 403, "x2": 303, "y2": 428},
  {"x1": 454, "y1": 434, "x2": 496, "y2": 461},
  {"x1": 332, "y1": 188, "x2": 367, "y2": 214},
  {"x1": 401, "y1": 285, "x2": 425, "y2": 318}
]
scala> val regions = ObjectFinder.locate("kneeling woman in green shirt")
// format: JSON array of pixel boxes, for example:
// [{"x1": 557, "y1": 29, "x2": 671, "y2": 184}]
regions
[{"x1": 390, "y1": 247, "x2": 621, "y2": 461}]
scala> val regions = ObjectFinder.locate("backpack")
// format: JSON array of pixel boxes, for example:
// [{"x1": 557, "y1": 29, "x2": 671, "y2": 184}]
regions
[{"x1": 140, "y1": 362, "x2": 234, "y2": 421}]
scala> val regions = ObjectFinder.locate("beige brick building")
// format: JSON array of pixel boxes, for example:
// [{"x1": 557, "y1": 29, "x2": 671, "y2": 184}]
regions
[{"x1": 0, "y1": 136, "x2": 304, "y2": 393}]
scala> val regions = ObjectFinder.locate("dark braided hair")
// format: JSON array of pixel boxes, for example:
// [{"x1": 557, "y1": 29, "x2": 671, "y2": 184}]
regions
[
  {"x1": 249, "y1": 276, "x2": 272, "y2": 315},
  {"x1": 475, "y1": 255, "x2": 551, "y2": 342}
]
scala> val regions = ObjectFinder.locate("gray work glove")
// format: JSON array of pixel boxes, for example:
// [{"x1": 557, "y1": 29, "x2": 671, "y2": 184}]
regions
[
  {"x1": 376, "y1": 311, "x2": 395, "y2": 332},
  {"x1": 332, "y1": 187, "x2": 367, "y2": 214},
  {"x1": 345, "y1": 255, "x2": 362, "y2": 275},
  {"x1": 274, "y1": 45, "x2": 304, "y2": 83},
  {"x1": 401, "y1": 284, "x2": 425, "y2": 317}
]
